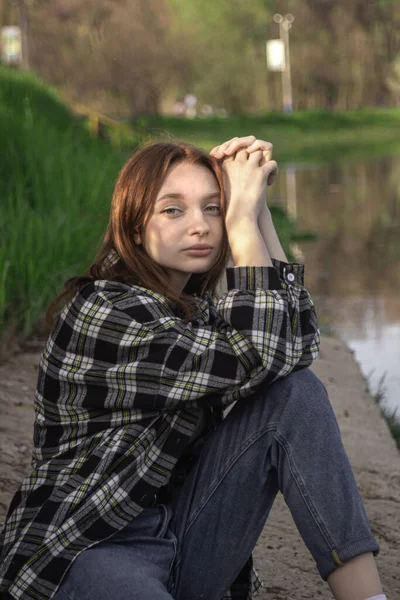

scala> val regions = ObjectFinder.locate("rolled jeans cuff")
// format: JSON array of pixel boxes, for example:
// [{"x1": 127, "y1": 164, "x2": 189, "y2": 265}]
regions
[{"x1": 318, "y1": 536, "x2": 380, "y2": 581}]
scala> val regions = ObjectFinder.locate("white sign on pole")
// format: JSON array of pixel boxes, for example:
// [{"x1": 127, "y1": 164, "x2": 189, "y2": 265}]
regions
[
  {"x1": 1, "y1": 26, "x2": 22, "y2": 64},
  {"x1": 266, "y1": 39, "x2": 285, "y2": 72}
]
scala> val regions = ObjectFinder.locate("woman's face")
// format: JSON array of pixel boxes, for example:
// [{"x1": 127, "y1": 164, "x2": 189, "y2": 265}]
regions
[{"x1": 134, "y1": 161, "x2": 224, "y2": 293}]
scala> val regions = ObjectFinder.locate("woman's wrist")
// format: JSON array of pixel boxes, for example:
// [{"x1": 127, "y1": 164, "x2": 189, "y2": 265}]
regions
[
  {"x1": 257, "y1": 204, "x2": 289, "y2": 263},
  {"x1": 258, "y1": 202, "x2": 271, "y2": 221},
  {"x1": 225, "y1": 216, "x2": 273, "y2": 267},
  {"x1": 225, "y1": 210, "x2": 259, "y2": 231}
]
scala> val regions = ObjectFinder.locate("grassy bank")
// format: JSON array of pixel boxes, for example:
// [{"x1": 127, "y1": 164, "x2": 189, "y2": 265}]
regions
[
  {"x1": 371, "y1": 374, "x2": 400, "y2": 450},
  {"x1": 383, "y1": 408, "x2": 400, "y2": 450},
  {"x1": 136, "y1": 109, "x2": 400, "y2": 163},
  {"x1": 0, "y1": 67, "x2": 144, "y2": 354}
]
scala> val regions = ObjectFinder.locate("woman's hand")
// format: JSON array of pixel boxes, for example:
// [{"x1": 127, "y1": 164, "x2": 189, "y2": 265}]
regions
[
  {"x1": 210, "y1": 135, "x2": 278, "y2": 187},
  {"x1": 211, "y1": 136, "x2": 278, "y2": 223},
  {"x1": 211, "y1": 135, "x2": 286, "y2": 260}
]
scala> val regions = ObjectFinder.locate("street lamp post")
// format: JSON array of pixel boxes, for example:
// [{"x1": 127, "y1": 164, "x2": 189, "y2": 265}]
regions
[
  {"x1": 273, "y1": 13, "x2": 294, "y2": 114},
  {"x1": 7, "y1": 0, "x2": 30, "y2": 70}
]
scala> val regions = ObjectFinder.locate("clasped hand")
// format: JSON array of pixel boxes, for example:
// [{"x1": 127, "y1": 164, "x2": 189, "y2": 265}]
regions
[{"x1": 210, "y1": 135, "x2": 278, "y2": 222}]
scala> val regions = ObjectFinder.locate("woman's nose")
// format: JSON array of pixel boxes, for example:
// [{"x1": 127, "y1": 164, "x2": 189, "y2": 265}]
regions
[{"x1": 188, "y1": 212, "x2": 211, "y2": 234}]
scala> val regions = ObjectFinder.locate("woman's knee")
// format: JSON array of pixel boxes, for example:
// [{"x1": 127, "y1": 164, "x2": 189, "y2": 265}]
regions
[
  {"x1": 288, "y1": 367, "x2": 328, "y2": 395},
  {"x1": 270, "y1": 368, "x2": 335, "y2": 422},
  {"x1": 270, "y1": 367, "x2": 327, "y2": 397}
]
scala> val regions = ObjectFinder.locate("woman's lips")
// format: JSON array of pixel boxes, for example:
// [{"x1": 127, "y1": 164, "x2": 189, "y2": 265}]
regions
[{"x1": 183, "y1": 248, "x2": 213, "y2": 256}]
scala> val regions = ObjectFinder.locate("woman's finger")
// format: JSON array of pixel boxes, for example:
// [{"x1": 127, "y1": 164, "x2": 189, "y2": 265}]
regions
[
  {"x1": 223, "y1": 138, "x2": 273, "y2": 163},
  {"x1": 224, "y1": 135, "x2": 256, "y2": 155},
  {"x1": 268, "y1": 171, "x2": 278, "y2": 186},
  {"x1": 211, "y1": 136, "x2": 274, "y2": 166},
  {"x1": 246, "y1": 140, "x2": 273, "y2": 160},
  {"x1": 233, "y1": 148, "x2": 250, "y2": 162},
  {"x1": 262, "y1": 160, "x2": 278, "y2": 186},
  {"x1": 243, "y1": 142, "x2": 273, "y2": 167},
  {"x1": 210, "y1": 137, "x2": 239, "y2": 157},
  {"x1": 247, "y1": 149, "x2": 263, "y2": 165},
  {"x1": 210, "y1": 140, "x2": 237, "y2": 155},
  {"x1": 209, "y1": 145, "x2": 221, "y2": 156},
  {"x1": 211, "y1": 135, "x2": 257, "y2": 158}
]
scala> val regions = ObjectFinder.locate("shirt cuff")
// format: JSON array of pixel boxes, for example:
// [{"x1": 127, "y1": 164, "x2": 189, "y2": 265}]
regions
[
  {"x1": 226, "y1": 266, "x2": 282, "y2": 291},
  {"x1": 271, "y1": 259, "x2": 305, "y2": 286}
]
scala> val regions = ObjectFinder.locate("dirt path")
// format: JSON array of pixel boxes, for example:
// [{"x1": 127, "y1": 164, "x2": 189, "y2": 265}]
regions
[{"x1": 0, "y1": 336, "x2": 399, "y2": 599}]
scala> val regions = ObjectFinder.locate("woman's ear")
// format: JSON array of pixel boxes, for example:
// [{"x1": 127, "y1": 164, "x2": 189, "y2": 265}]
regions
[{"x1": 133, "y1": 230, "x2": 142, "y2": 246}]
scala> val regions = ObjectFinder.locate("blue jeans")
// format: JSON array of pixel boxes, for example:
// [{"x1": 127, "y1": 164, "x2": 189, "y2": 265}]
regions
[{"x1": 54, "y1": 369, "x2": 379, "y2": 600}]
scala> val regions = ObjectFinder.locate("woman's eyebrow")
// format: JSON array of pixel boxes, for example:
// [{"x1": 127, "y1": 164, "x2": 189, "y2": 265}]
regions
[{"x1": 156, "y1": 192, "x2": 220, "y2": 203}]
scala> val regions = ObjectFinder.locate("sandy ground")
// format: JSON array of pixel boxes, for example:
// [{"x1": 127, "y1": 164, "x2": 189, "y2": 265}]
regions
[{"x1": 0, "y1": 335, "x2": 399, "y2": 599}]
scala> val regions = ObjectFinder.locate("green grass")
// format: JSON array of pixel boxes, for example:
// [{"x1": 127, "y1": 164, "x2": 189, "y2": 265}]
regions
[
  {"x1": 369, "y1": 372, "x2": 400, "y2": 450},
  {"x1": 0, "y1": 67, "x2": 143, "y2": 353},
  {"x1": 136, "y1": 110, "x2": 400, "y2": 163}
]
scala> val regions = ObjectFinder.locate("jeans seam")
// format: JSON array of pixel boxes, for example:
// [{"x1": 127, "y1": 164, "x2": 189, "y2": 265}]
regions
[
  {"x1": 167, "y1": 536, "x2": 178, "y2": 596},
  {"x1": 170, "y1": 423, "x2": 278, "y2": 597},
  {"x1": 54, "y1": 588, "x2": 76, "y2": 600},
  {"x1": 185, "y1": 423, "x2": 278, "y2": 535},
  {"x1": 157, "y1": 504, "x2": 172, "y2": 539},
  {"x1": 332, "y1": 536, "x2": 380, "y2": 557},
  {"x1": 274, "y1": 429, "x2": 337, "y2": 552}
]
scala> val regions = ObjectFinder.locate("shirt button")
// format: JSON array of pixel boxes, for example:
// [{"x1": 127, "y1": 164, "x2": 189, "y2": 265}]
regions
[{"x1": 287, "y1": 273, "x2": 295, "y2": 282}]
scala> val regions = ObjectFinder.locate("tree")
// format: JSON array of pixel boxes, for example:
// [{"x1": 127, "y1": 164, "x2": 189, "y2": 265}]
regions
[
  {"x1": 26, "y1": 0, "x2": 183, "y2": 115},
  {"x1": 165, "y1": 0, "x2": 271, "y2": 113},
  {"x1": 9, "y1": 0, "x2": 400, "y2": 114}
]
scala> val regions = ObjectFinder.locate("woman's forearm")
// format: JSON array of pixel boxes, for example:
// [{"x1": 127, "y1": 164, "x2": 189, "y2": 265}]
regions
[
  {"x1": 226, "y1": 214, "x2": 273, "y2": 267},
  {"x1": 258, "y1": 203, "x2": 289, "y2": 263}
]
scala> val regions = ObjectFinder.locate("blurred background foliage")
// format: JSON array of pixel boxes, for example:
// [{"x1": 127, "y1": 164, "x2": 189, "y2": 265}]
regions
[{"x1": 2, "y1": 0, "x2": 400, "y2": 117}]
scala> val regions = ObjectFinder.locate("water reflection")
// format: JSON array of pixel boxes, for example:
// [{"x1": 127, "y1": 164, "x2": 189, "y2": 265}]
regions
[{"x1": 271, "y1": 157, "x2": 400, "y2": 417}]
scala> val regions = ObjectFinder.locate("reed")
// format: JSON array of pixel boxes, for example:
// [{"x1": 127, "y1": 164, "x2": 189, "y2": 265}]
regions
[{"x1": 0, "y1": 67, "x2": 141, "y2": 355}]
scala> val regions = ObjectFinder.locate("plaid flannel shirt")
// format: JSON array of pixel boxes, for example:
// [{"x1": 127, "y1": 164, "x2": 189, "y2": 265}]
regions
[{"x1": 0, "y1": 258, "x2": 320, "y2": 600}]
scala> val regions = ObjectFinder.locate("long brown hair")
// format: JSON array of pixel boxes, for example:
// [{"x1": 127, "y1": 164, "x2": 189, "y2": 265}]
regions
[{"x1": 46, "y1": 141, "x2": 230, "y2": 328}]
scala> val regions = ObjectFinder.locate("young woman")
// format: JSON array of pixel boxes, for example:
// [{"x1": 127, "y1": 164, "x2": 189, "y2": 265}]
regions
[{"x1": 0, "y1": 136, "x2": 386, "y2": 600}]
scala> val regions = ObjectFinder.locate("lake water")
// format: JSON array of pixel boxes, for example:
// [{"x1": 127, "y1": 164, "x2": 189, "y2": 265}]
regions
[{"x1": 271, "y1": 156, "x2": 400, "y2": 419}]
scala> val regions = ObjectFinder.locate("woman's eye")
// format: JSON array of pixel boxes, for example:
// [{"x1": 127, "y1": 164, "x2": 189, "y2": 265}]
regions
[
  {"x1": 161, "y1": 206, "x2": 221, "y2": 215},
  {"x1": 162, "y1": 208, "x2": 180, "y2": 215}
]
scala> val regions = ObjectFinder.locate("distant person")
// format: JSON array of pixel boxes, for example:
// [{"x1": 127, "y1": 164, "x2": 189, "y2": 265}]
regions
[
  {"x1": 200, "y1": 104, "x2": 215, "y2": 117},
  {"x1": 173, "y1": 101, "x2": 186, "y2": 116},
  {"x1": 0, "y1": 136, "x2": 386, "y2": 600},
  {"x1": 184, "y1": 93, "x2": 197, "y2": 118}
]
